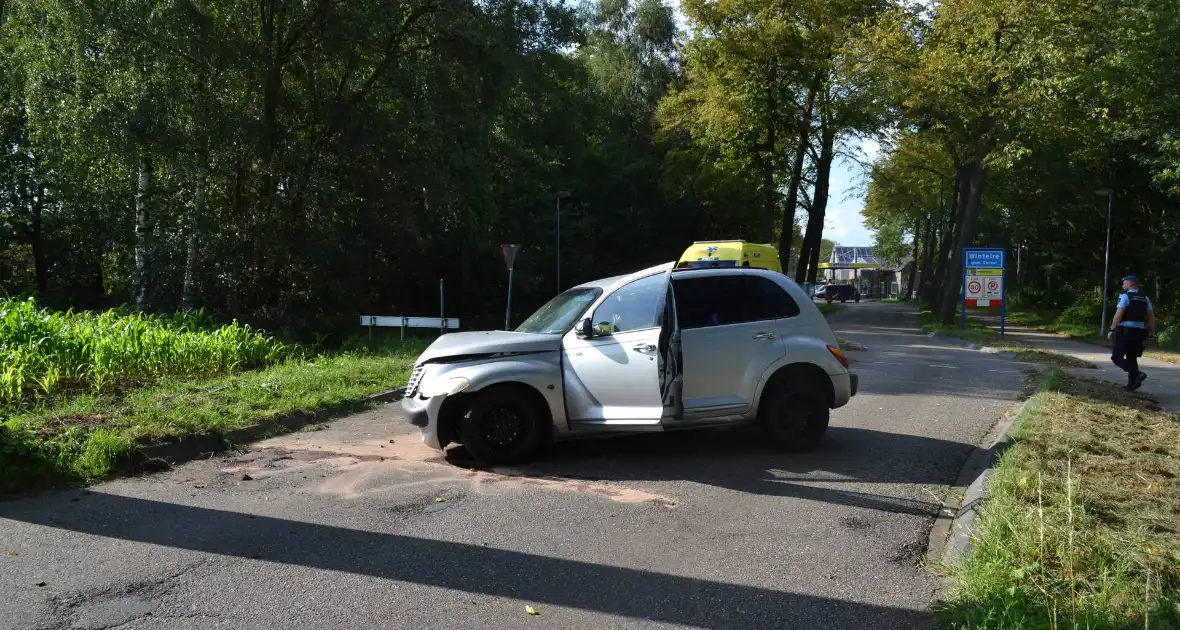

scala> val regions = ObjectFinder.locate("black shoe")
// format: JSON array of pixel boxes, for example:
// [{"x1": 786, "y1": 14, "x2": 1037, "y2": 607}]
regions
[{"x1": 1129, "y1": 371, "x2": 1147, "y2": 391}]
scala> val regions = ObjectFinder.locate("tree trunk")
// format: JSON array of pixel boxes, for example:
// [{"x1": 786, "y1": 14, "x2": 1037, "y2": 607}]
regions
[
  {"x1": 133, "y1": 154, "x2": 153, "y2": 311},
  {"x1": 776, "y1": 85, "x2": 817, "y2": 265},
  {"x1": 906, "y1": 218, "x2": 919, "y2": 300},
  {"x1": 761, "y1": 141, "x2": 775, "y2": 244},
  {"x1": 182, "y1": 163, "x2": 206, "y2": 310},
  {"x1": 930, "y1": 166, "x2": 966, "y2": 313},
  {"x1": 760, "y1": 81, "x2": 777, "y2": 243},
  {"x1": 30, "y1": 182, "x2": 47, "y2": 294},
  {"x1": 920, "y1": 213, "x2": 934, "y2": 300},
  {"x1": 798, "y1": 125, "x2": 836, "y2": 285},
  {"x1": 937, "y1": 160, "x2": 988, "y2": 324}
]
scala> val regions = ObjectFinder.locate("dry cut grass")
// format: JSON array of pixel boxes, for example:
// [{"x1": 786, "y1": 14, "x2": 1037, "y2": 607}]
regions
[{"x1": 938, "y1": 368, "x2": 1180, "y2": 628}]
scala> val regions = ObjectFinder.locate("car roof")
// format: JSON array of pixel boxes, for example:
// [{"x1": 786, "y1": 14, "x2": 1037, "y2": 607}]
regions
[
  {"x1": 573, "y1": 262, "x2": 674, "y2": 292},
  {"x1": 574, "y1": 274, "x2": 627, "y2": 290}
]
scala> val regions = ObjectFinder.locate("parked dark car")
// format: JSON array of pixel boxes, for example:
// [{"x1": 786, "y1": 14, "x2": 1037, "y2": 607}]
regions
[{"x1": 823, "y1": 284, "x2": 860, "y2": 303}]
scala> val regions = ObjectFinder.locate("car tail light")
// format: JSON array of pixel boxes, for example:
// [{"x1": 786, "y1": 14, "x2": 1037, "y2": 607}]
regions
[{"x1": 827, "y1": 345, "x2": 849, "y2": 368}]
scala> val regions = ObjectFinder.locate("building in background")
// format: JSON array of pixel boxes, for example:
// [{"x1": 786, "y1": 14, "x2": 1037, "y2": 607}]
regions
[{"x1": 817, "y1": 246, "x2": 914, "y2": 299}]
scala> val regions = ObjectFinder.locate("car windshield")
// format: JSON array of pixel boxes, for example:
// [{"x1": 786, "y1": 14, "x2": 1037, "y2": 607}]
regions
[{"x1": 515, "y1": 287, "x2": 603, "y2": 334}]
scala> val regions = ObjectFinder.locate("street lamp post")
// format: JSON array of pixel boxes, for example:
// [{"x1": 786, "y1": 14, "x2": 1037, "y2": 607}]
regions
[
  {"x1": 1096, "y1": 188, "x2": 1113, "y2": 335},
  {"x1": 556, "y1": 190, "x2": 570, "y2": 293}
]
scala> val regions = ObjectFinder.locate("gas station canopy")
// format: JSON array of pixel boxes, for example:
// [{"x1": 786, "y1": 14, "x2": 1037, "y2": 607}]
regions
[{"x1": 817, "y1": 246, "x2": 891, "y2": 270}]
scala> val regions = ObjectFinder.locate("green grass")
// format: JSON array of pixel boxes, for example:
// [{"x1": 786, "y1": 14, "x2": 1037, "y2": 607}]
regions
[
  {"x1": 918, "y1": 307, "x2": 1097, "y2": 370},
  {"x1": 1, "y1": 337, "x2": 426, "y2": 496},
  {"x1": 817, "y1": 302, "x2": 844, "y2": 316},
  {"x1": 937, "y1": 368, "x2": 1180, "y2": 628},
  {"x1": 1, "y1": 297, "x2": 289, "y2": 406}
]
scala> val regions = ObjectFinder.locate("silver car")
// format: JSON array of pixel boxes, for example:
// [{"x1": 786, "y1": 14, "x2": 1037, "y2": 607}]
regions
[{"x1": 400, "y1": 263, "x2": 858, "y2": 464}]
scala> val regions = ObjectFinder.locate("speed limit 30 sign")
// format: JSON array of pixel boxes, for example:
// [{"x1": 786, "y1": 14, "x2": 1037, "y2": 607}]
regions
[{"x1": 966, "y1": 278, "x2": 985, "y2": 300}]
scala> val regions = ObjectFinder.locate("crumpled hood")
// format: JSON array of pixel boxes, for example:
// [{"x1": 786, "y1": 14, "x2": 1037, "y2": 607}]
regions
[{"x1": 415, "y1": 331, "x2": 563, "y2": 365}]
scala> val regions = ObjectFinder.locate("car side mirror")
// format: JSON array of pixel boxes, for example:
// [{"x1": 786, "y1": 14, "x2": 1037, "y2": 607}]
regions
[{"x1": 575, "y1": 318, "x2": 595, "y2": 338}]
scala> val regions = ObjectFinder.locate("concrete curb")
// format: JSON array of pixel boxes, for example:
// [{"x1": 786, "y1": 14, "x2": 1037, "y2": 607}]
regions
[
  {"x1": 925, "y1": 396, "x2": 1034, "y2": 568},
  {"x1": 137, "y1": 387, "x2": 406, "y2": 469}
]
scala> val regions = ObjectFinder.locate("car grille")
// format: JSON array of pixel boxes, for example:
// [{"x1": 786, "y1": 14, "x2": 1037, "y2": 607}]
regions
[{"x1": 406, "y1": 364, "x2": 425, "y2": 397}]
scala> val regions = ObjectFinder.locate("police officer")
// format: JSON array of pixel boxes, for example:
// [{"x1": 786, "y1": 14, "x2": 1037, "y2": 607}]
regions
[{"x1": 1108, "y1": 274, "x2": 1157, "y2": 390}]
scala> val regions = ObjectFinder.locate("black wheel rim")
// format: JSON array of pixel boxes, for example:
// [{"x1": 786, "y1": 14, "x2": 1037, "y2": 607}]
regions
[{"x1": 482, "y1": 404, "x2": 527, "y2": 450}]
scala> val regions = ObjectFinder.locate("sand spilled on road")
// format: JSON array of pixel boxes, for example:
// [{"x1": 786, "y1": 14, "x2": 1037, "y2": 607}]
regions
[{"x1": 230, "y1": 431, "x2": 676, "y2": 508}]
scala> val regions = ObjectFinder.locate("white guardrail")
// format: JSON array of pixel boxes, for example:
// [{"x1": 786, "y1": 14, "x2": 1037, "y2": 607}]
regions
[{"x1": 359, "y1": 316, "x2": 460, "y2": 341}]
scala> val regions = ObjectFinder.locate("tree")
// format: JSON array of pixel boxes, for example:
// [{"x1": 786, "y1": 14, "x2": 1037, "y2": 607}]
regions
[{"x1": 861, "y1": 0, "x2": 1093, "y2": 322}]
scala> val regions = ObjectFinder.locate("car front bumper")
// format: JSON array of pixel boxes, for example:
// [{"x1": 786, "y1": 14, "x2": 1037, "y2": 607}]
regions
[{"x1": 400, "y1": 393, "x2": 446, "y2": 450}]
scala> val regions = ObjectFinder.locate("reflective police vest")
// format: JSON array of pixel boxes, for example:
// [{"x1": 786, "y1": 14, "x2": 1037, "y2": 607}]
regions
[{"x1": 1124, "y1": 293, "x2": 1150, "y2": 323}]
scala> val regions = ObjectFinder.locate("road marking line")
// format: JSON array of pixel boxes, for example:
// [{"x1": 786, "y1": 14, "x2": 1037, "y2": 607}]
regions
[{"x1": 929, "y1": 364, "x2": 958, "y2": 368}]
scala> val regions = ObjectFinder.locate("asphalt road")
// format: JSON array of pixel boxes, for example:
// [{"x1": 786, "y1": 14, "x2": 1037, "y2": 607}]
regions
[{"x1": 1, "y1": 301, "x2": 1026, "y2": 630}]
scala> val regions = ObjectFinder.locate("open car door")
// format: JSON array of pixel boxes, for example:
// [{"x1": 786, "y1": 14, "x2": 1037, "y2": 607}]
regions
[{"x1": 657, "y1": 269, "x2": 684, "y2": 423}]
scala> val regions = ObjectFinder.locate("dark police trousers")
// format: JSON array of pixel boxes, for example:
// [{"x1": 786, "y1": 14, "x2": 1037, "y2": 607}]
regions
[{"x1": 1111, "y1": 327, "x2": 1147, "y2": 376}]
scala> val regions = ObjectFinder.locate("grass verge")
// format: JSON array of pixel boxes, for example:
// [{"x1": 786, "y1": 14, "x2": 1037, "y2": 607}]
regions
[
  {"x1": 1, "y1": 340, "x2": 425, "y2": 496},
  {"x1": 918, "y1": 307, "x2": 1097, "y2": 370},
  {"x1": 1009, "y1": 308, "x2": 1180, "y2": 366},
  {"x1": 937, "y1": 367, "x2": 1180, "y2": 628},
  {"x1": 817, "y1": 302, "x2": 845, "y2": 316}
]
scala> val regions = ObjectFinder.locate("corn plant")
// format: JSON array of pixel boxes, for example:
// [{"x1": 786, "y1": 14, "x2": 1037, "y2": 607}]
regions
[{"x1": 0, "y1": 298, "x2": 289, "y2": 407}]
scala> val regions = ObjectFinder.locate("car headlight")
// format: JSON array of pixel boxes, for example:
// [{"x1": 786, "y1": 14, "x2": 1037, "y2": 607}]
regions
[{"x1": 418, "y1": 376, "x2": 470, "y2": 398}]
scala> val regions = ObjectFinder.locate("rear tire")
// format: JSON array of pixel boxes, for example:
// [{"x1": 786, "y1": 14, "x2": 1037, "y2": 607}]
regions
[
  {"x1": 758, "y1": 378, "x2": 830, "y2": 451},
  {"x1": 458, "y1": 387, "x2": 542, "y2": 465}
]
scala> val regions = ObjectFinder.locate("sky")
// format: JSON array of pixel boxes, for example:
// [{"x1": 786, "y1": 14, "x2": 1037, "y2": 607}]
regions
[{"x1": 824, "y1": 137, "x2": 880, "y2": 247}]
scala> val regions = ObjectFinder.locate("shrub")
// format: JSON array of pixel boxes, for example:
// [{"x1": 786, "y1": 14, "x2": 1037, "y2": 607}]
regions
[{"x1": 1055, "y1": 289, "x2": 1104, "y2": 327}]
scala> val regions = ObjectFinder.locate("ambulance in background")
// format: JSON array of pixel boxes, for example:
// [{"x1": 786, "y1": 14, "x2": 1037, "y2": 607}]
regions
[{"x1": 676, "y1": 240, "x2": 783, "y2": 273}]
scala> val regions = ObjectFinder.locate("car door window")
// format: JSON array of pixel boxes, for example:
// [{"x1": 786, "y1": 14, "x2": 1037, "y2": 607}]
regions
[
  {"x1": 591, "y1": 273, "x2": 666, "y2": 334},
  {"x1": 672, "y1": 276, "x2": 742, "y2": 329},
  {"x1": 742, "y1": 276, "x2": 800, "y2": 320},
  {"x1": 673, "y1": 275, "x2": 799, "y2": 329}
]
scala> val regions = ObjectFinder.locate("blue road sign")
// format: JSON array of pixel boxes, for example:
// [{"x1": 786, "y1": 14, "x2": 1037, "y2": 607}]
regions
[
  {"x1": 964, "y1": 249, "x2": 1005, "y2": 269},
  {"x1": 960, "y1": 247, "x2": 1008, "y2": 336}
]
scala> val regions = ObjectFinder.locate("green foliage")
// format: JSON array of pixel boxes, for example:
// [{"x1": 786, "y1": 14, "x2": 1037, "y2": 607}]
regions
[
  {"x1": 1056, "y1": 291, "x2": 1104, "y2": 328},
  {"x1": 0, "y1": 297, "x2": 288, "y2": 406},
  {"x1": 0, "y1": 0, "x2": 765, "y2": 338},
  {"x1": 861, "y1": 0, "x2": 1180, "y2": 326},
  {"x1": 0, "y1": 420, "x2": 56, "y2": 494}
]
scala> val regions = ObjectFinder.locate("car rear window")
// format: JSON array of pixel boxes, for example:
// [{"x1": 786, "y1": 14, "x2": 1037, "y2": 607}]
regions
[{"x1": 673, "y1": 275, "x2": 799, "y2": 329}]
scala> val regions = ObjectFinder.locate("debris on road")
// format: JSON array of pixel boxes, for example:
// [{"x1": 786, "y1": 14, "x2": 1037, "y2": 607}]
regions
[{"x1": 525, "y1": 605, "x2": 540, "y2": 616}]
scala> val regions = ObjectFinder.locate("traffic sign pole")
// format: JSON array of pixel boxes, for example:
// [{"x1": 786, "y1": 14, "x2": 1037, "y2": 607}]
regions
[
  {"x1": 962, "y1": 248, "x2": 1007, "y2": 333},
  {"x1": 501, "y1": 244, "x2": 521, "y2": 330},
  {"x1": 1001, "y1": 265, "x2": 1007, "y2": 338},
  {"x1": 506, "y1": 268, "x2": 514, "y2": 330},
  {"x1": 960, "y1": 263, "x2": 967, "y2": 329}
]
